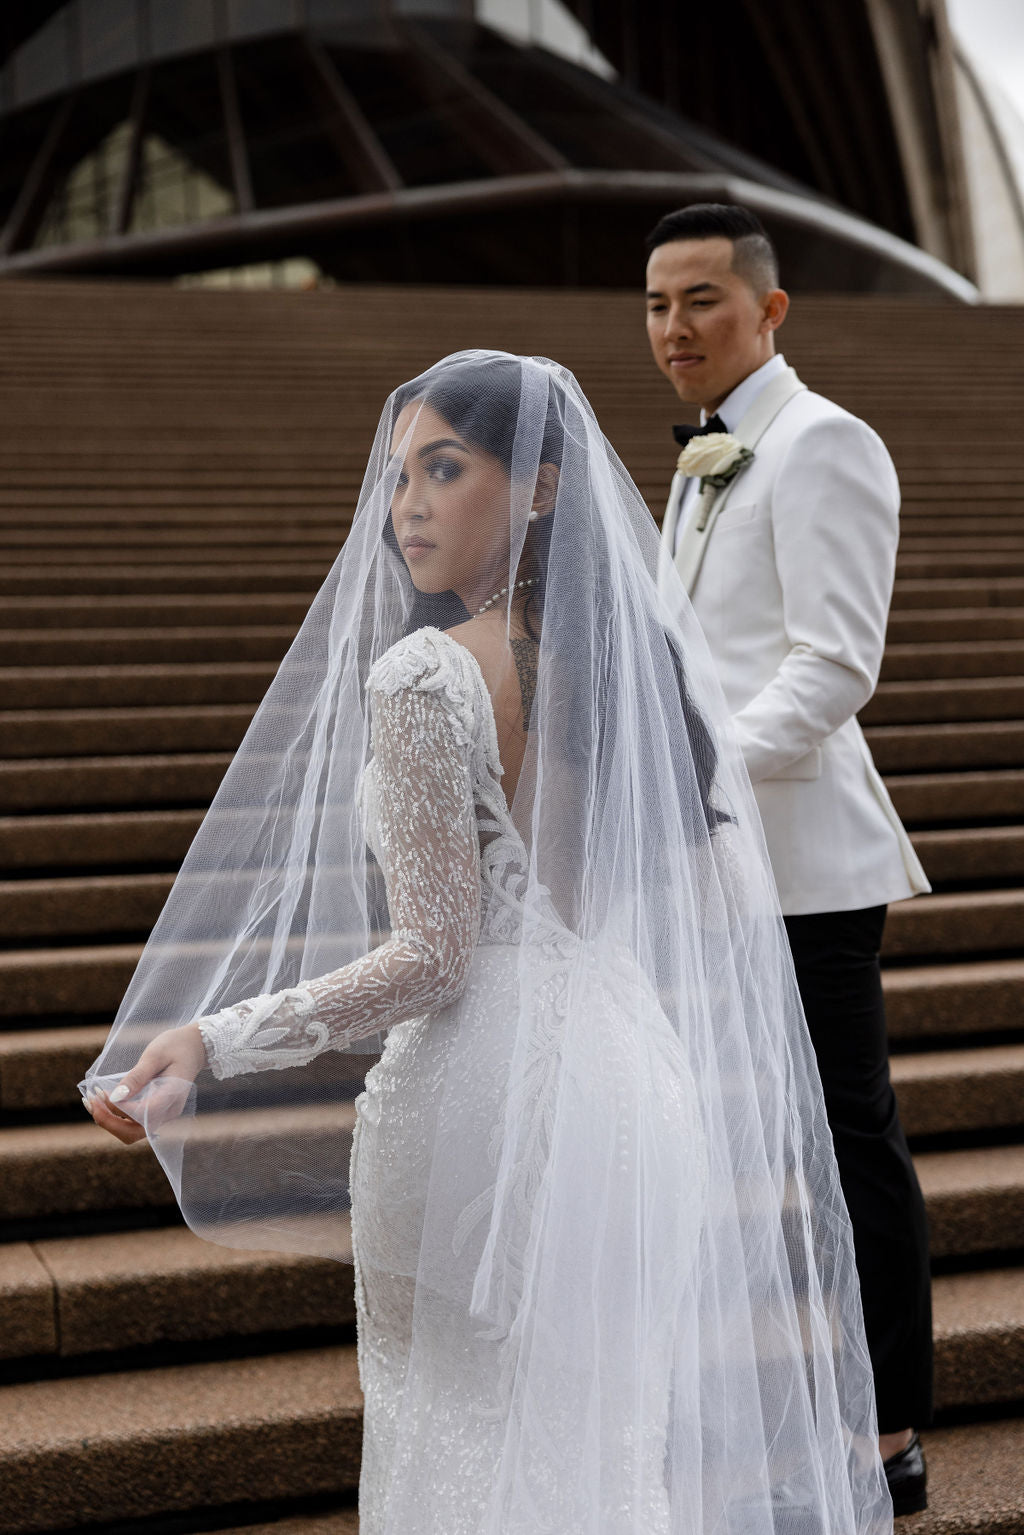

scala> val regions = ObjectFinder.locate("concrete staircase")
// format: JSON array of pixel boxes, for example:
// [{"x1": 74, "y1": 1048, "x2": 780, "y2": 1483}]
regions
[{"x1": 0, "y1": 281, "x2": 1022, "y2": 1534}]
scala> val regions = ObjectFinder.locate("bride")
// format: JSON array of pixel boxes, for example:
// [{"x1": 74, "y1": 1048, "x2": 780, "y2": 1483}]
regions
[{"x1": 84, "y1": 352, "x2": 891, "y2": 1534}]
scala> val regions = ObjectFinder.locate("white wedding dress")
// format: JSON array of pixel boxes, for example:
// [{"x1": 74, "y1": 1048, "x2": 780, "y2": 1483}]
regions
[
  {"x1": 197, "y1": 626, "x2": 708, "y2": 1534},
  {"x1": 86, "y1": 352, "x2": 891, "y2": 1535}
]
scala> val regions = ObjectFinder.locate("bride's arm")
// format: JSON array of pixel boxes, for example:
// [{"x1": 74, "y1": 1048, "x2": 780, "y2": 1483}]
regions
[
  {"x1": 197, "y1": 680, "x2": 481, "y2": 1078},
  {"x1": 91, "y1": 680, "x2": 481, "y2": 1128}
]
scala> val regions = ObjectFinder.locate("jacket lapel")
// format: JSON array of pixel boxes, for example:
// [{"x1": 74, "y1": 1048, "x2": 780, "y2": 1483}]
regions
[
  {"x1": 658, "y1": 470, "x2": 687, "y2": 595},
  {"x1": 672, "y1": 366, "x2": 807, "y2": 596}
]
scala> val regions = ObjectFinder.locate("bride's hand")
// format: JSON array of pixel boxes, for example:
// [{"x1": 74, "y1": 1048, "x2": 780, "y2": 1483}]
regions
[{"x1": 85, "y1": 1021, "x2": 208, "y2": 1145}]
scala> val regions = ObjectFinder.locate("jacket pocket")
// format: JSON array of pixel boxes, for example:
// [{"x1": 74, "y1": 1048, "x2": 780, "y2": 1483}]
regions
[
  {"x1": 763, "y1": 746, "x2": 822, "y2": 781},
  {"x1": 714, "y1": 501, "x2": 761, "y2": 530}
]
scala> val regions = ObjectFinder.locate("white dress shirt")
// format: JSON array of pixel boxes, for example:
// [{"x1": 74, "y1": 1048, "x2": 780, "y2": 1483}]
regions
[{"x1": 674, "y1": 353, "x2": 788, "y2": 554}]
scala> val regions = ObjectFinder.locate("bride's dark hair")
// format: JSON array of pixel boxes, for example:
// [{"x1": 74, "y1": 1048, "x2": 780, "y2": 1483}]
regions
[{"x1": 386, "y1": 361, "x2": 724, "y2": 831}]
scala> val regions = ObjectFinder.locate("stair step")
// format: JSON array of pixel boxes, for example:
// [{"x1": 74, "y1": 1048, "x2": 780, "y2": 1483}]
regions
[
  {"x1": 1, "y1": 943, "x2": 1022, "y2": 1037},
  {"x1": 884, "y1": 889, "x2": 1024, "y2": 957},
  {"x1": 0, "y1": 524, "x2": 341, "y2": 546},
  {"x1": 911, "y1": 826, "x2": 1024, "y2": 883},
  {"x1": 0, "y1": 1349, "x2": 1022, "y2": 1534},
  {"x1": 0, "y1": 468, "x2": 347, "y2": 487},
  {"x1": 0, "y1": 705, "x2": 254, "y2": 758},
  {"x1": 220, "y1": 1513, "x2": 358, "y2": 1535},
  {"x1": 0, "y1": 943, "x2": 143, "y2": 1019},
  {"x1": 863, "y1": 678, "x2": 1024, "y2": 725},
  {"x1": 881, "y1": 640, "x2": 1024, "y2": 679},
  {"x1": 0, "y1": 1345, "x2": 362, "y2": 1534},
  {"x1": 0, "y1": 1225, "x2": 352, "y2": 1363},
  {"x1": 0, "y1": 623, "x2": 293, "y2": 662},
  {"x1": 916, "y1": 1144, "x2": 1024, "y2": 1258},
  {"x1": 933, "y1": 1267, "x2": 1024, "y2": 1411},
  {"x1": 0, "y1": 1025, "x2": 110, "y2": 1111},
  {"x1": 891, "y1": 578, "x2": 1024, "y2": 610},
  {"x1": 899, "y1": 555, "x2": 1024, "y2": 577},
  {"x1": 0, "y1": 1104, "x2": 357, "y2": 1223},
  {"x1": 2, "y1": 994, "x2": 1019, "y2": 1129},
  {"x1": 902, "y1": 1418, "x2": 1024, "y2": 1535},
  {"x1": 0, "y1": 754, "x2": 232, "y2": 813},
  {"x1": 2, "y1": 1019, "x2": 1017, "y2": 1131},
  {"x1": 0, "y1": 1227, "x2": 1018, "y2": 1407},
  {"x1": 0, "y1": 809, "x2": 204, "y2": 870},
  {"x1": 892, "y1": 1045, "x2": 1024, "y2": 1137},
  {"x1": 889, "y1": 770, "x2": 1024, "y2": 825},
  {"x1": 0, "y1": 1243, "x2": 56, "y2": 1360},
  {"x1": 0, "y1": 872, "x2": 175, "y2": 940},
  {"x1": 200, "y1": 1416, "x2": 1024, "y2": 1535},
  {"x1": 0, "y1": 1110, "x2": 1009, "y2": 1261},
  {"x1": 886, "y1": 607, "x2": 1024, "y2": 642},
  {"x1": 0, "y1": 661, "x2": 279, "y2": 708},
  {"x1": 866, "y1": 721, "x2": 1024, "y2": 773},
  {"x1": 903, "y1": 537, "x2": 1024, "y2": 552},
  {"x1": 0, "y1": 566, "x2": 326, "y2": 596},
  {"x1": 0, "y1": 594, "x2": 313, "y2": 630},
  {"x1": 2, "y1": 543, "x2": 341, "y2": 566},
  {"x1": 0, "y1": 1122, "x2": 174, "y2": 1222},
  {"x1": 883, "y1": 958, "x2": 1024, "y2": 1042},
  {"x1": 0, "y1": 1023, "x2": 377, "y2": 1114}
]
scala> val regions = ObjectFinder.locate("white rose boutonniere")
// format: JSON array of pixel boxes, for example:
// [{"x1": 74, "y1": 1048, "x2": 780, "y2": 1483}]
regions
[
  {"x1": 676, "y1": 432, "x2": 755, "y2": 529},
  {"x1": 676, "y1": 432, "x2": 754, "y2": 483}
]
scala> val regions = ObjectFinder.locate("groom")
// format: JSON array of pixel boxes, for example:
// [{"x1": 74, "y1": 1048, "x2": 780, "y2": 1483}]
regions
[{"x1": 646, "y1": 203, "x2": 932, "y2": 1513}]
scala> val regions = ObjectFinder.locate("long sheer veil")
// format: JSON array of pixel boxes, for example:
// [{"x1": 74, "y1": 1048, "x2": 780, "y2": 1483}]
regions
[{"x1": 83, "y1": 351, "x2": 890, "y2": 1534}]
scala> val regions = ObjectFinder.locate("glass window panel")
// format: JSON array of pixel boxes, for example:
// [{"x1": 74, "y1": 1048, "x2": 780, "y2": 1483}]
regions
[
  {"x1": 233, "y1": 36, "x2": 358, "y2": 206},
  {"x1": 0, "y1": 102, "x2": 60, "y2": 230},
  {"x1": 129, "y1": 130, "x2": 234, "y2": 232},
  {"x1": 30, "y1": 116, "x2": 134, "y2": 248},
  {"x1": 125, "y1": 53, "x2": 235, "y2": 231},
  {"x1": 140, "y1": 51, "x2": 235, "y2": 211},
  {"x1": 333, "y1": 44, "x2": 492, "y2": 187}
]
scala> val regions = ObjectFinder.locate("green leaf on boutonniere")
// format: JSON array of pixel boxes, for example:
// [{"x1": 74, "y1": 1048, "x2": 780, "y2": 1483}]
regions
[{"x1": 699, "y1": 445, "x2": 755, "y2": 493}]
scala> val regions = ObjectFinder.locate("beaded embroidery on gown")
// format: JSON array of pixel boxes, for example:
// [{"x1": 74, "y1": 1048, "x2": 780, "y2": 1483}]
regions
[{"x1": 196, "y1": 626, "x2": 707, "y2": 1535}]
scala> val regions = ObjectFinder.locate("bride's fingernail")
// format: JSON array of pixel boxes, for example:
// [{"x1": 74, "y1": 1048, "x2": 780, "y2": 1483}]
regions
[{"x1": 109, "y1": 1084, "x2": 130, "y2": 1103}]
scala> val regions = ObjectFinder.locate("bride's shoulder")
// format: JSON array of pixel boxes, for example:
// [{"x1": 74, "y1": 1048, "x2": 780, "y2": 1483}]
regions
[{"x1": 367, "y1": 626, "x2": 483, "y2": 712}]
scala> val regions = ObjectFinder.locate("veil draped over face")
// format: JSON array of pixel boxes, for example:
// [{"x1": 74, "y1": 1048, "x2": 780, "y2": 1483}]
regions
[{"x1": 83, "y1": 352, "x2": 890, "y2": 1535}]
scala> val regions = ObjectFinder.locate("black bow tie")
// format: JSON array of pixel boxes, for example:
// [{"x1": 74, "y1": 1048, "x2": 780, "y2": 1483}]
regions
[{"x1": 672, "y1": 413, "x2": 726, "y2": 447}]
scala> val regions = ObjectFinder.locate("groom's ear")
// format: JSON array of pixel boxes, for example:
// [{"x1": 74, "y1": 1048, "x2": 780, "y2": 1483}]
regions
[
  {"x1": 532, "y1": 463, "x2": 559, "y2": 517},
  {"x1": 760, "y1": 288, "x2": 789, "y2": 334}
]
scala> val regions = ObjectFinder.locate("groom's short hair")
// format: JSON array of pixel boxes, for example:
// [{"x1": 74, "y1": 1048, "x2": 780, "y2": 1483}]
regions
[{"x1": 645, "y1": 204, "x2": 779, "y2": 295}]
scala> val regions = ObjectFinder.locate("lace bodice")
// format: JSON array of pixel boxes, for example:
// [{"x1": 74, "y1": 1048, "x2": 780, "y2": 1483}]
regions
[{"x1": 198, "y1": 628, "x2": 516, "y2": 1080}]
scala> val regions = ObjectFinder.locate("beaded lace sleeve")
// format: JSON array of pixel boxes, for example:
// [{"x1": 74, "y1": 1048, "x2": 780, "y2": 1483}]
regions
[{"x1": 196, "y1": 644, "x2": 483, "y2": 1080}]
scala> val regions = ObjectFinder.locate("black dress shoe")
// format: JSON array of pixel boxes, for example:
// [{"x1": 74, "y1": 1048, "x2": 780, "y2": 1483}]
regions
[{"x1": 884, "y1": 1430, "x2": 927, "y2": 1517}]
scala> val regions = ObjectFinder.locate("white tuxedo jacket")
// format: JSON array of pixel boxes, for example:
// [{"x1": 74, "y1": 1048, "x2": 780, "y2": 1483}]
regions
[{"x1": 658, "y1": 366, "x2": 930, "y2": 915}]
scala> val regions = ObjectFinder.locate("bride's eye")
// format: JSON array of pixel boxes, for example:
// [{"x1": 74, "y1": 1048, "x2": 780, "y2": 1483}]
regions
[
  {"x1": 426, "y1": 456, "x2": 463, "y2": 484},
  {"x1": 395, "y1": 471, "x2": 408, "y2": 490}
]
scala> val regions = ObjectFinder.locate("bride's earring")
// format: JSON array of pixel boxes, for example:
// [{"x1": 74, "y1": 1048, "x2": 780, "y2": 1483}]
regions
[{"x1": 528, "y1": 511, "x2": 539, "y2": 522}]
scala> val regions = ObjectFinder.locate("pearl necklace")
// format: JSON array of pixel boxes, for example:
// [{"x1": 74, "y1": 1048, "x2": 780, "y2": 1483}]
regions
[{"x1": 476, "y1": 576, "x2": 539, "y2": 615}]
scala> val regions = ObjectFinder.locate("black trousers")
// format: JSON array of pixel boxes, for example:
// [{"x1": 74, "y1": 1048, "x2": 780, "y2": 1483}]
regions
[{"x1": 784, "y1": 905, "x2": 933, "y2": 1432}]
